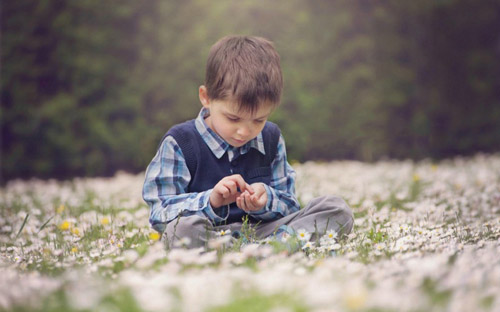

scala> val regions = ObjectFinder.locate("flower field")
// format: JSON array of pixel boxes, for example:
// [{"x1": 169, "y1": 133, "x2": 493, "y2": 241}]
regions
[{"x1": 1, "y1": 154, "x2": 500, "y2": 312}]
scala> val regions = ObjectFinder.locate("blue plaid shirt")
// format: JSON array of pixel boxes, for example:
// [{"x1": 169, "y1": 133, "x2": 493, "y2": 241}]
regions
[{"x1": 143, "y1": 108, "x2": 300, "y2": 233}]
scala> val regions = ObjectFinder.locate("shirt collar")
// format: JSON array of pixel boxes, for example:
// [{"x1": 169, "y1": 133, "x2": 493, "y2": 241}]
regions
[{"x1": 195, "y1": 108, "x2": 266, "y2": 159}]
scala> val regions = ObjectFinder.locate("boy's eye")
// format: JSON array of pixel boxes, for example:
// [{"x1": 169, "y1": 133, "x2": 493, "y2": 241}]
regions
[{"x1": 227, "y1": 116, "x2": 239, "y2": 122}]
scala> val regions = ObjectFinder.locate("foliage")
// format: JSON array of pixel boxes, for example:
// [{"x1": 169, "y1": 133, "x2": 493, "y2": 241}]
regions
[{"x1": 2, "y1": 0, "x2": 500, "y2": 180}]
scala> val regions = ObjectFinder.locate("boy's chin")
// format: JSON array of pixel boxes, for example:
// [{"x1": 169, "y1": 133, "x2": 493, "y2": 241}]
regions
[{"x1": 228, "y1": 138, "x2": 248, "y2": 147}]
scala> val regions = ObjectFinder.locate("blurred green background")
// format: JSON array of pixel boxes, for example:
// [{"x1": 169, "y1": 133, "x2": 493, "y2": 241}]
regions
[{"x1": 2, "y1": 0, "x2": 500, "y2": 181}]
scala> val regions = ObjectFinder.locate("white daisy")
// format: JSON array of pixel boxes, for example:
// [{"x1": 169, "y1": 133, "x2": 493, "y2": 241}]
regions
[
  {"x1": 296, "y1": 229, "x2": 311, "y2": 241},
  {"x1": 325, "y1": 229, "x2": 338, "y2": 240},
  {"x1": 217, "y1": 229, "x2": 231, "y2": 236},
  {"x1": 302, "y1": 241, "x2": 314, "y2": 250}
]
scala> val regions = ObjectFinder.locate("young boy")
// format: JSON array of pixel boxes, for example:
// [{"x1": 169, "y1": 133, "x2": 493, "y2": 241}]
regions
[{"x1": 143, "y1": 35, "x2": 353, "y2": 248}]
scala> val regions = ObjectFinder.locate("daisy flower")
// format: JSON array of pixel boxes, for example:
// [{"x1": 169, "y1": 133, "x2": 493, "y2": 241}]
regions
[
  {"x1": 296, "y1": 229, "x2": 311, "y2": 241},
  {"x1": 302, "y1": 241, "x2": 314, "y2": 250},
  {"x1": 325, "y1": 229, "x2": 338, "y2": 240},
  {"x1": 217, "y1": 229, "x2": 231, "y2": 236}
]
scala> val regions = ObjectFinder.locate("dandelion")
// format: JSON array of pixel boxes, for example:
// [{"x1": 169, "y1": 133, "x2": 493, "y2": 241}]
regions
[
  {"x1": 71, "y1": 247, "x2": 78, "y2": 253},
  {"x1": 71, "y1": 227, "x2": 81, "y2": 236},
  {"x1": 149, "y1": 232, "x2": 161, "y2": 241},
  {"x1": 100, "y1": 217, "x2": 110, "y2": 225},
  {"x1": 56, "y1": 204, "x2": 65, "y2": 214},
  {"x1": 59, "y1": 220, "x2": 71, "y2": 231},
  {"x1": 296, "y1": 229, "x2": 311, "y2": 241}
]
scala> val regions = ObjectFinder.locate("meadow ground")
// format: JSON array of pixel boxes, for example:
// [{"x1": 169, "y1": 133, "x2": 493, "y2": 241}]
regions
[{"x1": 1, "y1": 154, "x2": 499, "y2": 312}]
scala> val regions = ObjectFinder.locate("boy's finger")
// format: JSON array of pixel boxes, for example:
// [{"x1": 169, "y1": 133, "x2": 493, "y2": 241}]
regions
[
  {"x1": 251, "y1": 192, "x2": 266, "y2": 208},
  {"x1": 255, "y1": 184, "x2": 266, "y2": 196},
  {"x1": 237, "y1": 196, "x2": 247, "y2": 211},
  {"x1": 226, "y1": 181, "x2": 238, "y2": 195},
  {"x1": 243, "y1": 193, "x2": 253, "y2": 211},
  {"x1": 245, "y1": 183, "x2": 255, "y2": 194},
  {"x1": 230, "y1": 175, "x2": 254, "y2": 194},
  {"x1": 220, "y1": 186, "x2": 230, "y2": 198},
  {"x1": 247, "y1": 193, "x2": 259, "y2": 211}
]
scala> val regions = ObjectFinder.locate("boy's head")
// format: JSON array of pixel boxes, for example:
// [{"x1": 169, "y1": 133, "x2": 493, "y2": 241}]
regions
[
  {"x1": 202, "y1": 35, "x2": 283, "y2": 113},
  {"x1": 199, "y1": 35, "x2": 283, "y2": 147}
]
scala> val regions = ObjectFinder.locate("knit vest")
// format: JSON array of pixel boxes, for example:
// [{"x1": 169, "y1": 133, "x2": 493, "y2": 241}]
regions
[{"x1": 163, "y1": 119, "x2": 281, "y2": 225}]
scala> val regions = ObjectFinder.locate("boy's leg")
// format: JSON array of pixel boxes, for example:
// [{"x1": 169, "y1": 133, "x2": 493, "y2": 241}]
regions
[
  {"x1": 254, "y1": 195, "x2": 354, "y2": 240},
  {"x1": 165, "y1": 215, "x2": 224, "y2": 248}
]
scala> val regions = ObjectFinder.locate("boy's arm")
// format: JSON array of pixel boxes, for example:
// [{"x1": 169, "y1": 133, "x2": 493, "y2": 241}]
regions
[
  {"x1": 142, "y1": 136, "x2": 229, "y2": 233},
  {"x1": 247, "y1": 134, "x2": 300, "y2": 221}
]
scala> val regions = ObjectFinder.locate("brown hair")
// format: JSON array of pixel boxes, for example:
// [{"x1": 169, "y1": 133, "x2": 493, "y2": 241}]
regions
[{"x1": 205, "y1": 35, "x2": 283, "y2": 113}]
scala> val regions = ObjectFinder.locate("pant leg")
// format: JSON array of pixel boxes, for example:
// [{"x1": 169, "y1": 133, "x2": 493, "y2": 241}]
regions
[
  {"x1": 165, "y1": 215, "x2": 242, "y2": 249},
  {"x1": 255, "y1": 195, "x2": 354, "y2": 240}
]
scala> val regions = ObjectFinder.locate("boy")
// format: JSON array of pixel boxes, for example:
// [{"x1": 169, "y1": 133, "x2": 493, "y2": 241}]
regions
[{"x1": 143, "y1": 35, "x2": 353, "y2": 248}]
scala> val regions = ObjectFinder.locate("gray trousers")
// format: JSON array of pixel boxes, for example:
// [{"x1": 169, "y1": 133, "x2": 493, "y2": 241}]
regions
[{"x1": 165, "y1": 195, "x2": 354, "y2": 248}]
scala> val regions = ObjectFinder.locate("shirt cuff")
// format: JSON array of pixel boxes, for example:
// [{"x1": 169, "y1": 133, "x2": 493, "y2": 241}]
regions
[{"x1": 202, "y1": 189, "x2": 230, "y2": 223}]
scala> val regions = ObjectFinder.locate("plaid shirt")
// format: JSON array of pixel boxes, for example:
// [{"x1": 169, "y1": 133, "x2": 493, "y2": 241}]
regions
[{"x1": 143, "y1": 108, "x2": 300, "y2": 233}]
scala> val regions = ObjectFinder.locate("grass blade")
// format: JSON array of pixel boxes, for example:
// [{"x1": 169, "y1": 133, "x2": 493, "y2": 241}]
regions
[
  {"x1": 16, "y1": 213, "x2": 30, "y2": 238},
  {"x1": 37, "y1": 215, "x2": 54, "y2": 234}
]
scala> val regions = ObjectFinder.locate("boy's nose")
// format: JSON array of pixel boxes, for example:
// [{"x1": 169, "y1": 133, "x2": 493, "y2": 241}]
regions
[{"x1": 237, "y1": 126, "x2": 251, "y2": 137}]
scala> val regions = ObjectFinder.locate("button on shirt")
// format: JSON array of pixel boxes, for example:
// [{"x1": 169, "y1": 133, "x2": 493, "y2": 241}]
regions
[{"x1": 143, "y1": 108, "x2": 300, "y2": 233}]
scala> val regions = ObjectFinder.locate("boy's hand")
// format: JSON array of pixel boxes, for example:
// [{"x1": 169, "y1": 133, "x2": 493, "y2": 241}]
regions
[
  {"x1": 236, "y1": 182, "x2": 267, "y2": 212},
  {"x1": 210, "y1": 174, "x2": 254, "y2": 209}
]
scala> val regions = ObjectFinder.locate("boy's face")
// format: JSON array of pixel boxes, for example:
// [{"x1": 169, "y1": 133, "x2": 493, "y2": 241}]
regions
[{"x1": 199, "y1": 86, "x2": 273, "y2": 147}]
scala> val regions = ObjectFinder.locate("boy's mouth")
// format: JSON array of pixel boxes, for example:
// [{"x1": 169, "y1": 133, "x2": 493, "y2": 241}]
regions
[{"x1": 232, "y1": 138, "x2": 246, "y2": 145}]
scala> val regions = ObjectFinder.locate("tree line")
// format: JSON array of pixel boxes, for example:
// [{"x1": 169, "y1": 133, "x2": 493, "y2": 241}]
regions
[{"x1": 2, "y1": 0, "x2": 499, "y2": 181}]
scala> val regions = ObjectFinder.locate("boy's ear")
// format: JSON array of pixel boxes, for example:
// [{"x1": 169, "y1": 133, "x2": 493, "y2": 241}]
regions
[{"x1": 199, "y1": 86, "x2": 210, "y2": 108}]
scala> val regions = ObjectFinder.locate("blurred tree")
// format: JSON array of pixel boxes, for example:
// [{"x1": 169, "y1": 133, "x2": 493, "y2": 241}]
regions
[{"x1": 2, "y1": 0, "x2": 499, "y2": 181}]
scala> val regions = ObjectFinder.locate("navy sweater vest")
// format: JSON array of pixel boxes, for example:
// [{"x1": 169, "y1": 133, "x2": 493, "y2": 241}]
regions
[{"x1": 164, "y1": 119, "x2": 281, "y2": 225}]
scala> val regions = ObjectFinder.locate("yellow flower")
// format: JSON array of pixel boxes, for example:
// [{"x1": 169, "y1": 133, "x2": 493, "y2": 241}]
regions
[
  {"x1": 56, "y1": 204, "x2": 65, "y2": 214},
  {"x1": 100, "y1": 217, "x2": 110, "y2": 225},
  {"x1": 431, "y1": 164, "x2": 438, "y2": 172},
  {"x1": 71, "y1": 247, "x2": 78, "y2": 253},
  {"x1": 59, "y1": 221, "x2": 71, "y2": 231},
  {"x1": 412, "y1": 173, "x2": 420, "y2": 182},
  {"x1": 71, "y1": 227, "x2": 81, "y2": 236},
  {"x1": 149, "y1": 232, "x2": 161, "y2": 241}
]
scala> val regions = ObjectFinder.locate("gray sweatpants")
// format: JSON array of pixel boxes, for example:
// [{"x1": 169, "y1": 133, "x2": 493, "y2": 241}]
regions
[{"x1": 165, "y1": 195, "x2": 354, "y2": 248}]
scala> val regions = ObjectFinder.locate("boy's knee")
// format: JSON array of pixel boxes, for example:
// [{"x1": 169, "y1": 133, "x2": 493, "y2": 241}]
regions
[
  {"x1": 165, "y1": 215, "x2": 213, "y2": 248},
  {"x1": 311, "y1": 195, "x2": 354, "y2": 235}
]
